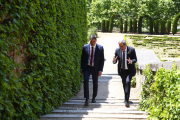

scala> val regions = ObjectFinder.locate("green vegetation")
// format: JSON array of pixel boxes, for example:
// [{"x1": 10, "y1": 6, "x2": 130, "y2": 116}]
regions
[
  {"x1": 126, "y1": 35, "x2": 180, "y2": 61},
  {"x1": 140, "y1": 65, "x2": 180, "y2": 119},
  {"x1": 0, "y1": 0, "x2": 87, "y2": 119}
]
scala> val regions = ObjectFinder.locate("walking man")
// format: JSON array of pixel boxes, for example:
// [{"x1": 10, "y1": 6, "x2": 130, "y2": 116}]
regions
[
  {"x1": 113, "y1": 37, "x2": 137, "y2": 107},
  {"x1": 81, "y1": 35, "x2": 105, "y2": 106}
]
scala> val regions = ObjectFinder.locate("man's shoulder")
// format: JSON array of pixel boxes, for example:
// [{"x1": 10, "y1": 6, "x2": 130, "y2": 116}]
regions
[
  {"x1": 127, "y1": 46, "x2": 135, "y2": 50},
  {"x1": 96, "y1": 44, "x2": 103, "y2": 49},
  {"x1": 83, "y1": 44, "x2": 90, "y2": 48}
]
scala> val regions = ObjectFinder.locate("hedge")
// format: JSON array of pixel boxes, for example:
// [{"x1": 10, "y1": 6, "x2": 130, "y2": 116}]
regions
[
  {"x1": 153, "y1": 20, "x2": 159, "y2": 34},
  {"x1": 133, "y1": 19, "x2": 137, "y2": 33},
  {"x1": 160, "y1": 20, "x2": 166, "y2": 35},
  {"x1": 109, "y1": 15, "x2": 114, "y2": 32},
  {"x1": 120, "y1": 17, "x2": 123, "y2": 33},
  {"x1": 140, "y1": 65, "x2": 180, "y2": 119},
  {"x1": 101, "y1": 20, "x2": 105, "y2": 32},
  {"x1": 0, "y1": 0, "x2": 87, "y2": 119},
  {"x1": 172, "y1": 13, "x2": 180, "y2": 35},
  {"x1": 167, "y1": 20, "x2": 171, "y2": 34},
  {"x1": 124, "y1": 20, "x2": 127, "y2": 33},
  {"x1": 129, "y1": 19, "x2": 132, "y2": 33},
  {"x1": 105, "y1": 20, "x2": 109, "y2": 32},
  {"x1": 138, "y1": 15, "x2": 153, "y2": 34}
]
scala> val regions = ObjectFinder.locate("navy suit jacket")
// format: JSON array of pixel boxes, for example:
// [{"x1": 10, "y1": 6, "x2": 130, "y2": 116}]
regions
[
  {"x1": 81, "y1": 44, "x2": 104, "y2": 73},
  {"x1": 113, "y1": 46, "x2": 137, "y2": 76}
]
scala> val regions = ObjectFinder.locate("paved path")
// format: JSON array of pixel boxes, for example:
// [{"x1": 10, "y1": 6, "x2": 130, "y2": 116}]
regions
[{"x1": 40, "y1": 32, "x2": 148, "y2": 120}]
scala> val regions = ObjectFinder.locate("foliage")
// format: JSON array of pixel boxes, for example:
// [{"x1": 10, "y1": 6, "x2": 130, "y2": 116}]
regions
[
  {"x1": 101, "y1": 20, "x2": 105, "y2": 32},
  {"x1": 0, "y1": 0, "x2": 87, "y2": 119},
  {"x1": 153, "y1": 20, "x2": 159, "y2": 34},
  {"x1": 172, "y1": 13, "x2": 180, "y2": 35},
  {"x1": 167, "y1": 20, "x2": 171, "y2": 35},
  {"x1": 133, "y1": 19, "x2": 137, "y2": 33},
  {"x1": 105, "y1": 20, "x2": 109, "y2": 32},
  {"x1": 120, "y1": 17, "x2": 123, "y2": 33},
  {"x1": 88, "y1": 26, "x2": 98, "y2": 40},
  {"x1": 124, "y1": 20, "x2": 127, "y2": 33},
  {"x1": 109, "y1": 15, "x2": 114, "y2": 32},
  {"x1": 160, "y1": 20, "x2": 166, "y2": 35},
  {"x1": 129, "y1": 19, "x2": 132, "y2": 33},
  {"x1": 140, "y1": 65, "x2": 180, "y2": 119},
  {"x1": 131, "y1": 76, "x2": 136, "y2": 87}
]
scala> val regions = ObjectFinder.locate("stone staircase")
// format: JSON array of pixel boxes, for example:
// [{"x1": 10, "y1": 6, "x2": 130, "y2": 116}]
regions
[{"x1": 40, "y1": 74, "x2": 148, "y2": 120}]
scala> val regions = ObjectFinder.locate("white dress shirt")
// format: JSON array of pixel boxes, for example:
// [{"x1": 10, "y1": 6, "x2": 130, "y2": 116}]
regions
[
  {"x1": 88, "y1": 44, "x2": 96, "y2": 66},
  {"x1": 121, "y1": 46, "x2": 128, "y2": 70}
]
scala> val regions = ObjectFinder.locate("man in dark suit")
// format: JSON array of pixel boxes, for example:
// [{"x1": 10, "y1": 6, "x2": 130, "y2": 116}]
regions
[
  {"x1": 81, "y1": 35, "x2": 104, "y2": 106},
  {"x1": 113, "y1": 38, "x2": 137, "y2": 107}
]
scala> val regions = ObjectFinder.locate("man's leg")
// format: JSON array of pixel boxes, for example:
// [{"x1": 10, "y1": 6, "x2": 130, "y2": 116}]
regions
[
  {"x1": 125, "y1": 73, "x2": 132, "y2": 102},
  {"x1": 83, "y1": 67, "x2": 90, "y2": 99},
  {"x1": 92, "y1": 71, "x2": 98, "y2": 99}
]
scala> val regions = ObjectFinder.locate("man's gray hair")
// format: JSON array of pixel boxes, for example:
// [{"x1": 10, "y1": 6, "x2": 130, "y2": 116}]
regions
[{"x1": 118, "y1": 38, "x2": 126, "y2": 45}]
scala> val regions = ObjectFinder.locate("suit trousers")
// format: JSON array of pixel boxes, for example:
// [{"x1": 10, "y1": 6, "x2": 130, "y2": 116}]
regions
[
  {"x1": 120, "y1": 69, "x2": 132, "y2": 102},
  {"x1": 83, "y1": 65, "x2": 98, "y2": 99}
]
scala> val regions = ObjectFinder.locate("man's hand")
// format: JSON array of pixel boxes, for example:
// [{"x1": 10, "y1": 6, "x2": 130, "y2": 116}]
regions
[
  {"x1": 81, "y1": 70, "x2": 84, "y2": 76},
  {"x1": 98, "y1": 71, "x2": 102, "y2": 77},
  {"x1": 126, "y1": 57, "x2": 132, "y2": 64},
  {"x1": 113, "y1": 56, "x2": 118, "y2": 63}
]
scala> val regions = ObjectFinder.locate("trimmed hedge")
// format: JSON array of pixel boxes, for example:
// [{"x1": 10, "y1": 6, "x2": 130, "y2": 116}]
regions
[
  {"x1": 138, "y1": 15, "x2": 153, "y2": 34},
  {"x1": 154, "y1": 20, "x2": 159, "y2": 34},
  {"x1": 129, "y1": 19, "x2": 132, "y2": 33},
  {"x1": 133, "y1": 19, "x2": 137, "y2": 33},
  {"x1": 167, "y1": 20, "x2": 171, "y2": 34},
  {"x1": 105, "y1": 20, "x2": 109, "y2": 32},
  {"x1": 109, "y1": 15, "x2": 114, "y2": 32},
  {"x1": 160, "y1": 20, "x2": 166, "y2": 35},
  {"x1": 101, "y1": 20, "x2": 105, "y2": 32},
  {"x1": 172, "y1": 13, "x2": 180, "y2": 35},
  {"x1": 124, "y1": 20, "x2": 127, "y2": 33},
  {"x1": 120, "y1": 17, "x2": 123, "y2": 33},
  {"x1": 0, "y1": 0, "x2": 87, "y2": 119}
]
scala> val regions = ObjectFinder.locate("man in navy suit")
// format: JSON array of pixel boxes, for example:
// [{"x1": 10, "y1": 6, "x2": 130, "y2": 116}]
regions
[
  {"x1": 113, "y1": 38, "x2": 137, "y2": 107},
  {"x1": 81, "y1": 35, "x2": 104, "y2": 106}
]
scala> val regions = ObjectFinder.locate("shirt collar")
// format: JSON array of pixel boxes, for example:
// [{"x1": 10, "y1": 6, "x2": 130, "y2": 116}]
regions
[{"x1": 90, "y1": 44, "x2": 96, "y2": 48}]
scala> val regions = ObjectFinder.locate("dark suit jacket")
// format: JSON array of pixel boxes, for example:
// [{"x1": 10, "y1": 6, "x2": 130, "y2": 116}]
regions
[
  {"x1": 81, "y1": 44, "x2": 104, "y2": 73},
  {"x1": 113, "y1": 46, "x2": 137, "y2": 76}
]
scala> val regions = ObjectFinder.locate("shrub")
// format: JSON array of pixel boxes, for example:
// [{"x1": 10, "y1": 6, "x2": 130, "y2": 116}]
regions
[
  {"x1": 167, "y1": 20, "x2": 171, "y2": 34},
  {"x1": 109, "y1": 15, "x2": 114, "y2": 32},
  {"x1": 101, "y1": 20, "x2": 105, "y2": 32},
  {"x1": 129, "y1": 19, "x2": 132, "y2": 33},
  {"x1": 0, "y1": 0, "x2": 87, "y2": 119},
  {"x1": 105, "y1": 20, "x2": 109, "y2": 32},
  {"x1": 133, "y1": 19, "x2": 137, "y2": 33},
  {"x1": 88, "y1": 26, "x2": 98, "y2": 40},
  {"x1": 124, "y1": 20, "x2": 127, "y2": 33},
  {"x1": 138, "y1": 18, "x2": 142, "y2": 33},
  {"x1": 154, "y1": 20, "x2": 159, "y2": 34},
  {"x1": 160, "y1": 20, "x2": 166, "y2": 35},
  {"x1": 172, "y1": 13, "x2": 180, "y2": 35},
  {"x1": 120, "y1": 17, "x2": 123, "y2": 33}
]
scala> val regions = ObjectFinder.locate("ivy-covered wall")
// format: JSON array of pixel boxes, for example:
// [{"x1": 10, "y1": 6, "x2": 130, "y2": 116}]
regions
[{"x1": 0, "y1": 0, "x2": 87, "y2": 119}]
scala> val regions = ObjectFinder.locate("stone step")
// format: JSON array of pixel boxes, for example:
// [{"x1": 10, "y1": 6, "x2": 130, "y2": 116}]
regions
[
  {"x1": 51, "y1": 109, "x2": 147, "y2": 115},
  {"x1": 67, "y1": 100, "x2": 140, "y2": 104},
  {"x1": 62, "y1": 102, "x2": 139, "y2": 108},
  {"x1": 57, "y1": 107, "x2": 139, "y2": 111},
  {"x1": 40, "y1": 114, "x2": 148, "y2": 120}
]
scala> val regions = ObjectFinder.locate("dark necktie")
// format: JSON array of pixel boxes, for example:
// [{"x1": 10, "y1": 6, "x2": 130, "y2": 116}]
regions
[
  {"x1": 122, "y1": 51, "x2": 125, "y2": 70},
  {"x1": 90, "y1": 47, "x2": 93, "y2": 66}
]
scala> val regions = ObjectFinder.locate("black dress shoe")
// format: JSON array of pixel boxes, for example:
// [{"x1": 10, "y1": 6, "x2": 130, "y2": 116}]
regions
[
  {"x1": 85, "y1": 99, "x2": 89, "y2": 106},
  {"x1": 125, "y1": 100, "x2": 130, "y2": 107},
  {"x1": 92, "y1": 98, "x2": 96, "y2": 103}
]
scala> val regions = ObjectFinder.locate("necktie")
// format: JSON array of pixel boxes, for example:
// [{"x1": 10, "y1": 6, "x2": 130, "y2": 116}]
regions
[
  {"x1": 122, "y1": 51, "x2": 125, "y2": 70},
  {"x1": 90, "y1": 47, "x2": 93, "y2": 66}
]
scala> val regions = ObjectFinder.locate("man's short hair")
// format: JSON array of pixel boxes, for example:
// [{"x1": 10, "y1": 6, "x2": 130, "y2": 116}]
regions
[
  {"x1": 118, "y1": 38, "x2": 126, "y2": 45},
  {"x1": 89, "y1": 35, "x2": 97, "y2": 40}
]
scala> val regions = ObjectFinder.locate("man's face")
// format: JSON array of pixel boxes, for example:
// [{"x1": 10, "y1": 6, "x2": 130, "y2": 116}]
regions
[
  {"x1": 90, "y1": 38, "x2": 97, "y2": 46},
  {"x1": 119, "y1": 42, "x2": 126, "y2": 51}
]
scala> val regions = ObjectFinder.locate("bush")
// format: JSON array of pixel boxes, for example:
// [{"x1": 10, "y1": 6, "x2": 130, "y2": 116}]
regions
[
  {"x1": 172, "y1": 13, "x2": 180, "y2": 35},
  {"x1": 160, "y1": 20, "x2": 166, "y2": 35},
  {"x1": 140, "y1": 65, "x2": 180, "y2": 119},
  {"x1": 133, "y1": 19, "x2": 137, "y2": 33},
  {"x1": 101, "y1": 20, "x2": 105, "y2": 32},
  {"x1": 138, "y1": 18, "x2": 142, "y2": 33},
  {"x1": 109, "y1": 15, "x2": 114, "y2": 32},
  {"x1": 0, "y1": 0, "x2": 87, "y2": 119},
  {"x1": 124, "y1": 20, "x2": 127, "y2": 33},
  {"x1": 129, "y1": 19, "x2": 132, "y2": 33},
  {"x1": 105, "y1": 20, "x2": 109, "y2": 32},
  {"x1": 167, "y1": 20, "x2": 171, "y2": 34},
  {"x1": 120, "y1": 17, "x2": 123, "y2": 33},
  {"x1": 154, "y1": 20, "x2": 159, "y2": 34}
]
